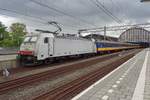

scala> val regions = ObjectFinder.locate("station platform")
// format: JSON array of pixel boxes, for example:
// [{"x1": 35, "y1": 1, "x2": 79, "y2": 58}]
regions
[
  {"x1": 72, "y1": 48, "x2": 150, "y2": 100},
  {"x1": 0, "y1": 54, "x2": 16, "y2": 61},
  {"x1": 0, "y1": 55, "x2": 17, "y2": 70}
]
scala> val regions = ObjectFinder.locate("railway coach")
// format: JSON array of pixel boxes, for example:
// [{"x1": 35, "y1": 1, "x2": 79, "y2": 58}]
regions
[{"x1": 96, "y1": 40, "x2": 140, "y2": 53}]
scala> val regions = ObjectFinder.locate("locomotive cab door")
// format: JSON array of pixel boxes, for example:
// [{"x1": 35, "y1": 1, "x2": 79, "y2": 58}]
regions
[
  {"x1": 37, "y1": 36, "x2": 54, "y2": 60},
  {"x1": 48, "y1": 38, "x2": 54, "y2": 56},
  {"x1": 37, "y1": 37, "x2": 49, "y2": 60}
]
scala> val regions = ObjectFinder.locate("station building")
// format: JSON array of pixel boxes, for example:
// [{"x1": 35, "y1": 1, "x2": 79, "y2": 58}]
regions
[{"x1": 119, "y1": 27, "x2": 150, "y2": 47}]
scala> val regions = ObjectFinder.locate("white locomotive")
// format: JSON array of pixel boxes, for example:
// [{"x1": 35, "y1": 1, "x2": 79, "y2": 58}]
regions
[{"x1": 18, "y1": 32, "x2": 97, "y2": 65}]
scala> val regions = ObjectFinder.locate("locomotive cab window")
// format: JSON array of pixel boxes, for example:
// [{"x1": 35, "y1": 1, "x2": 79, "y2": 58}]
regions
[
  {"x1": 31, "y1": 37, "x2": 37, "y2": 42},
  {"x1": 24, "y1": 37, "x2": 31, "y2": 42},
  {"x1": 24, "y1": 36, "x2": 38, "y2": 43},
  {"x1": 44, "y1": 37, "x2": 49, "y2": 43}
]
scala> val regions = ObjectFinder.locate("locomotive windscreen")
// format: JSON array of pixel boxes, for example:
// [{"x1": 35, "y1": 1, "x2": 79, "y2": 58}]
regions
[{"x1": 24, "y1": 36, "x2": 38, "y2": 43}]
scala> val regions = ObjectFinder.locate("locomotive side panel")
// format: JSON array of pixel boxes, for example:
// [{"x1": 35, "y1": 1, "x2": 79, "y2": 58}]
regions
[{"x1": 53, "y1": 37, "x2": 96, "y2": 57}]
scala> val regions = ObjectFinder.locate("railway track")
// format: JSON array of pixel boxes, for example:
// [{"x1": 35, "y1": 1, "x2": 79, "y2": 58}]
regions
[
  {"x1": 0, "y1": 49, "x2": 141, "y2": 97},
  {"x1": 0, "y1": 55, "x2": 90, "y2": 75},
  {"x1": 0, "y1": 52, "x2": 119, "y2": 94},
  {"x1": 0, "y1": 52, "x2": 114, "y2": 76},
  {"x1": 33, "y1": 49, "x2": 140, "y2": 100}
]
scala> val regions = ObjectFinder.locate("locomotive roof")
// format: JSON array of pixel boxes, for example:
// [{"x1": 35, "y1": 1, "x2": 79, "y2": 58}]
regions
[
  {"x1": 55, "y1": 35, "x2": 92, "y2": 41},
  {"x1": 26, "y1": 33, "x2": 93, "y2": 41}
]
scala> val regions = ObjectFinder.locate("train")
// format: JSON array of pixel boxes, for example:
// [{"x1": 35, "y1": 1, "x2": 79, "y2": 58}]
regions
[
  {"x1": 96, "y1": 40, "x2": 139, "y2": 52},
  {"x1": 17, "y1": 32, "x2": 139, "y2": 66}
]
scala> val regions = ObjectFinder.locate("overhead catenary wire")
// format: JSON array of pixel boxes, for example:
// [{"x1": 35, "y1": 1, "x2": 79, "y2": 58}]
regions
[
  {"x1": 109, "y1": 0, "x2": 121, "y2": 15},
  {"x1": 91, "y1": 0, "x2": 122, "y2": 24},
  {"x1": 0, "y1": 0, "x2": 124, "y2": 31},
  {"x1": 29, "y1": 0, "x2": 97, "y2": 27},
  {"x1": 109, "y1": 0, "x2": 129, "y2": 22},
  {"x1": 79, "y1": 22, "x2": 150, "y2": 33},
  {"x1": 0, "y1": 7, "x2": 79, "y2": 30},
  {"x1": 80, "y1": 22, "x2": 150, "y2": 32},
  {"x1": 95, "y1": 0, "x2": 122, "y2": 23},
  {"x1": 0, "y1": 8, "x2": 45, "y2": 24}
]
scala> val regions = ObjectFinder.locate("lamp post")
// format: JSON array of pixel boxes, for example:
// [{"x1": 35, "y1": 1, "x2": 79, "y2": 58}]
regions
[
  {"x1": 141, "y1": 0, "x2": 150, "y2": 2},
  {"x1": 104, "y1": 26, "x2": 106, "y2": 41}
]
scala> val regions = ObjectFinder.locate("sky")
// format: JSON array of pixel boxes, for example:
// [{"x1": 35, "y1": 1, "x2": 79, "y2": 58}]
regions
[{"x1": 0, "y1": 0, "x2": 150, "y2": 37}]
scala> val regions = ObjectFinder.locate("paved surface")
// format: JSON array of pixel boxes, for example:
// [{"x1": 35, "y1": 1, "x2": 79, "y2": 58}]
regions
[
  {"x1": 0, "y1": 55, "x2": 16, "y2": 61},
  {"x1": 0, "y1": 55, "x2": 17, "y2": 70},
  {"x1": 72, "y1": 48, "x2": 150, "y2": 100},
  {"x1": 0, "y1": 48, "x2": 18, "y2": 55}
]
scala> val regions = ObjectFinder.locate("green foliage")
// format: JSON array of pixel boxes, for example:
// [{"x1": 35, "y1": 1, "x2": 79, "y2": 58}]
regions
[
  {"x1": 9, "y1": 22, "x2": 27, "y2": 47},
  {"x1": 0, "y1": 39, "x2": 14, "y2": 47},
  {"x1": 0, "y1": 22, "x2": 8, "y2": 41},
  {"x1": 10, "y1": 22, "x2": 27, "y2": 36},
  {"x1": 0, "y1": 22, "x2": 26, "y2": 47}
]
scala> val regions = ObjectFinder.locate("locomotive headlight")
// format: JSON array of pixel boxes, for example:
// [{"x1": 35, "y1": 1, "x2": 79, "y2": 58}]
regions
[{"x1": 27, "y1": 56, "x2": 32, "y2": 60}]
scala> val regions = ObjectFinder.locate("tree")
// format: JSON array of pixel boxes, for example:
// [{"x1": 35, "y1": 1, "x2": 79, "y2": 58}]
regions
[
  {"x1": 0, "y1": 22, "x2": 8, "y2": 41},
  {"x1": 0, "y1": 22, "x2": 27, "y2": 47},
  {"x1": 10, "y1": 23, "x2": 26, "y2": 35},
  {"x1": 10, "y1": 23, "x2": 27, "y2": 46}
]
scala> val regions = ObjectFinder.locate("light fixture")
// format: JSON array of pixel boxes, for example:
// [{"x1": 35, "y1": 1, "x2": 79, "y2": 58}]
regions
[{"x1": 141, "y1": 0, "x2": 150, "y2": 2}]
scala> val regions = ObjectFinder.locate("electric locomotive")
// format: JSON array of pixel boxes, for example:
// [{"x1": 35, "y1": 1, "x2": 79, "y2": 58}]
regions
[{"x1": 18, "y1": 32, "x2": 96, "y2": 65}]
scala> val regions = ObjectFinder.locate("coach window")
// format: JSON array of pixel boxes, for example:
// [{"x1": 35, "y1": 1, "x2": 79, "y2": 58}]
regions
[{"x1": 44, "y1": 37, "x2": 49, "y2": 43}]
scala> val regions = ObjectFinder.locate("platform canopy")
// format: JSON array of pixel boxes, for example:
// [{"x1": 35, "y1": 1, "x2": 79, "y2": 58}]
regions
[{"x1": 119, "y1": 27, "x2": 150, "y2": 46}]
